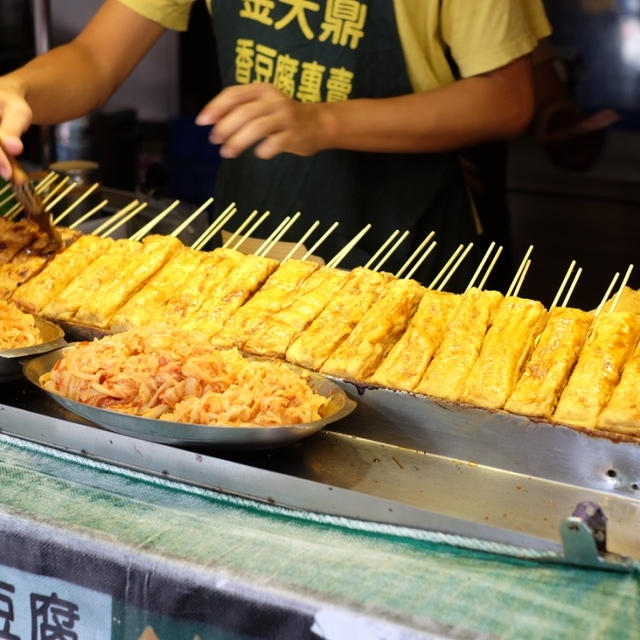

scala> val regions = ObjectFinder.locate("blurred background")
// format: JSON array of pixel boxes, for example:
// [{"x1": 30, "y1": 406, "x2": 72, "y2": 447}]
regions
[{"x1": 2, "y1": 0, "x2": 640, "y2": 309}]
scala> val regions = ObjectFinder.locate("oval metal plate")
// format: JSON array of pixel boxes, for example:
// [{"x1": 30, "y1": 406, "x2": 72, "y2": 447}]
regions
[
  {"x1": 0, "y1": 316, "x2": 66, "y2": 382},
  {"x1": 23, "y1": 347, "x2": 357, "y2": 449}
]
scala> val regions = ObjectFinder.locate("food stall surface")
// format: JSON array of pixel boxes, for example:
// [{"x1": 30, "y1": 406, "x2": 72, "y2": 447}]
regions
[{"x1": 1, "y1": 378, "x2": 640, "y2": 638}]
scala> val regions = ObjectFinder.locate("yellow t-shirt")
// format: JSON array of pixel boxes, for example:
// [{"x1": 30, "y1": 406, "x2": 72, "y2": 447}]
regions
[{"x1": 118, "y1": 0, "x2": 551, "y2": 92}]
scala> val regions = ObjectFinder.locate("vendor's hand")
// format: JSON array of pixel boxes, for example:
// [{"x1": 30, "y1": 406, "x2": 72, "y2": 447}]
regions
[
  {"x1": 195, "y1": 83, "x2": 330, "y2": 160},
  {"x1": 0, "y1": 83, "x2": 31, "y2": 180}
]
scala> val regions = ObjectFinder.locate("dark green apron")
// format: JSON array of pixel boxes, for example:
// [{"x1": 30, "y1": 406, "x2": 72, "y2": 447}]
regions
[{"x1": 209, "y1": 0, "x2": 477, "y2": 290}]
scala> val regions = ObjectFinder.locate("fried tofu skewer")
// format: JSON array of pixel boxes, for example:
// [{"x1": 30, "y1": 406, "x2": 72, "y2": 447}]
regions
[
  {"x1": 11, "y1": 234, "x2": 110, "y2": 313},
  {"x1": 243, "y1": 266, "x2": 348, "y2": 359},
  {"x1": 459, "y1": 295, "x2": 547, "y2": 410},
  {"x1": 286, "y1": 266, "x2": 392, "y2": 371},
  {"x1": 553, "y1": 310, "x2": 640, "y2": 429},
  {"x1": 505, "y1": 305, "x2": 593, "y2": 419},
  {"x1": 213, "y1": 258, "x2": 319, "y2": 350},
  {"x1": 416, "y1": 287, "x2": 503, "y2": 401},
  {"x1": 109, "y1": 247, "x2": 208, "y2": 331},
  {"x1": 75, "y1": 234, "x2": 183, "y2": 328},
  {"x1": 323, "y1": 238, "x2": 469, "y2": 383},
  {"x1": 372, "y1": 242, "x2": 494, "y2": 392},
  {"x1": 504, "y1": 263, "x2": 589, "y2": 419},
  {"x1": 321, "y1": 277, "x2": 425, "y2": 381},
  {"x1": 182, "y1": 253, "x2": 279, "y2": 337}
]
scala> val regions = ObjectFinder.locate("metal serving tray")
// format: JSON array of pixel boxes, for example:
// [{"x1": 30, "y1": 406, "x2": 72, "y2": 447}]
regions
[
  {"x1": 2, "y1": 357, "x2": 640, "y2": 568},
  {"x1": 335, "y1": 380, "x2": 640, "y2": 498}
]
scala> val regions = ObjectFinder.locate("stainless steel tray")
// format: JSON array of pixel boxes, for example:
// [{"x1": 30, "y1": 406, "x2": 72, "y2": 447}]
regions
[
  {"x1": 23, "y1": 348, "x2": 356, "y2": 448},
  {"x1": 0, "y1": 317, "x2": 66, "y2": 382},
  {"x1": 334, "y1": 379, "x2": 640, "y2": 498}
]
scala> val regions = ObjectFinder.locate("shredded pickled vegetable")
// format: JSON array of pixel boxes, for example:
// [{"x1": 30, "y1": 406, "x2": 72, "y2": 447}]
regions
[
  {"x1": 0, "y1": 300, "x2": 41, "y2": 349},
  {"x1": 40, "y1": 326, "x2": 328, "y2": 427}
]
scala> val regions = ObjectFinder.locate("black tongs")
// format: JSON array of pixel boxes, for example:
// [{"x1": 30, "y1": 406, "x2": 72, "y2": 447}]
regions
[{"x1": 1, "y1": 141, "x2": 62, "y2": 250}]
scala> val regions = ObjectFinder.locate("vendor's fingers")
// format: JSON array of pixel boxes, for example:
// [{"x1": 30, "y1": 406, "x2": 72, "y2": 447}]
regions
[
  {"x1": 218, "y1": 114, "x2": 282, "y2": 158},
  {"x1": 196, "y1": 83, "x2": 277, "y2": 125},
  {"x1": 209, "y1": 97, "x2": 283, "y2": 145},
  {"x1": 0, "y1": 102, "x2": 30, "y2": 179},
  {"x1": 254, "y1": 132, "x2": 291, "y2": 160},
  {"x1": 0, "y1": 138, "x2": 19, "y2": 180}
]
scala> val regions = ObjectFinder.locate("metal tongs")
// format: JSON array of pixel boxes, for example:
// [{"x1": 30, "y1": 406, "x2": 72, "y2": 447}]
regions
[{"x1": 0, "y1": 141, "x2": 62, "y2": 250}]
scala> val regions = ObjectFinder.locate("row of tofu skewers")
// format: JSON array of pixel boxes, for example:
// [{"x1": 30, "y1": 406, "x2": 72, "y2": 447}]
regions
[{"x1": 2, "y1": 176, "x2": 640, "y2": 439}]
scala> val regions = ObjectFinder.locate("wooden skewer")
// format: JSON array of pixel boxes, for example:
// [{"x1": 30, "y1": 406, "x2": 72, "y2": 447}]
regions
[
  {"x1": 44, "y1": 183, "x2": 77, "y2": 212},
  {"x1": 428, "y1": 244, "x2": 463, "y2": 290},
  {"x1": 301, "y1": 221, "x2": 339, "y2": 261},
  {"x1": 101, "y1": 202, "x2": 148, "y2": 238},
  {"x1": 222, "y1": 209, "x2": 258, "y2": 248},
  {"x1": 327, "y1": 223, "x2": 372, "y2": 269},
  {"x1": 477, "y1": 245, "x2": 503, "y2": 291},
  {"x1": 2, "y1": 172, "x2": 59, "y2": 220},
  {"x1": 67, "y1": 199, "x2": 109, "y2": 229},
  {"x1": 257, "y1": 212, "x2": 302, "y2": 257},
  {"x1": 1, "y1": 171, "x2": 58, "y2": 217},
  {"x1": 0, "y1": 195, "x2": 18, "y2": 217},
  {"x1": 253, "y1": 216, "x2": 290, "y2": 256},
  {"x1": 373, "y1": 230, "x2": 409, "y2": 272},
  {"x1": 512, "y1": 259, "x2": 531, "y2": 298},
  {"x1": 595, "y1": 271, "x2": 620, "y2": 319},
  {"x1": 609, "y1": 264, "x2": 634, "y2": 313},
  {"x1": 405, "y1": 241, "x2": 437, "y2": 281},
  {"x1": 232, "y1": 210, "x2": 270, "y2": 251},
  {"x1": 91, "y1": 200, "x2": 140, "y2": 236},
  {"x1": 465, "y1": 241, "x2": 495, "y2": 293},
  {"x1": 5, "y1": 201, "x2": 24, "y2": 220},
  {"x1": 561, "y1": 267, "x2": 582, "y2": 308},
  {"x1": 364, "y1": 230, "x2": 399, "y2": 269},
  {"x1": 34, "y1": 171, "x2": 58, "y2": 193},
  {"x1": 395, "y1": 231, "x2": 435, "y2": 278},
  {"x1": 191, "y1": 203, "x2": 238, "y2": 250},
  {"x1": 437, "y1": 242, "x2": 474, "y2": 292},
  {"x1": 549, "y1": 260, "x2": 576, "y2": 310},
  {"x1": 41, "y1": 176, "x2": 71, "y2": 204},
  {"x1": 130, "y1": 199, "x2": 181, "y2": 241},
  {"x1": 506, "y1": 244, "x2": 533, "y2": 297},
  {"x1": 170, "y1": 197, "x2": 214, "y2": 239},
  {"x1": 53, "y1": 182, "x2": 100, "y2": 225},
  {"x1": 262, "y1": 213, "x2": 302, "y2": 257},
  {"x1": 0, "y1": 188, "x2": 17, "y2": 209},
  {"x1": 283, "y1": 220, "x2": 320, "y2": 262},
  {"x1": 257, "y1": 212, "x2": 301, "y2": 256}
]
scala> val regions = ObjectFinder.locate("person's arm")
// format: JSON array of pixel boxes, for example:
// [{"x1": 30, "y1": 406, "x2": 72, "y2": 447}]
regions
[
  {"x1": 0, "y1": 0, "x2": 165, "y2": 178},
  {"x1": 196, "y1": 55, "x2": 535, "y2": 160}
]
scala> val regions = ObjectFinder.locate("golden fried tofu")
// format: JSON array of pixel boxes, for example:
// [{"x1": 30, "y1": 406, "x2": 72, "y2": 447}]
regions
[
  {"x1": 11, "y1": 234, "x2": 109, "y2": 313},
  {"x1": 0, "y1": 218, "x2": 39, "y2": 263},
  {"x1": 598, "y1": 286, "x2": 640, "y2": 316},
  {"x1": 370, "y1": 289, "x2": 461, "y2": 392},
  {"x1": 74, "y1": 234, "x2": 183, "y2": 328},
  {"x1": 285, "y1": 267, "x2": 392, "y2": 371},
  {"x1": 214, "y1": 258, "x2": 319, "y2": 349},
  {"x1": 416, "y1": 287, "x2": 503, "y2": 402},
  {"x1": 243, "y1": 267, "x2": 348, "y2": 358},
  {"x1": 459, "y1": 296, "x2": 547, "y2": 410},
  {"x1": 109, "y1": 247, "x2": 207, "y2": 331},
  {"x1": 154, "y1": 247, "x2": 244, "y2": 326},
  {"x1": 554, "y1": 311, "x2": 640, "y2": 429},
  {"x1": 321, "y1": 278, "x2": 425, "y2": 382},
  {"x1": 42, "y1": 238, "x2": 142, "y2": 321},
  {"x1": 505, "y1": 306, "x2": 593, "y2": 419},
  {"x1": 183, "y1": 254, "x2": 279, "y2": 337},
  {"x1": 598, "y1": 338, "x2": 640, "y2": 435}
]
